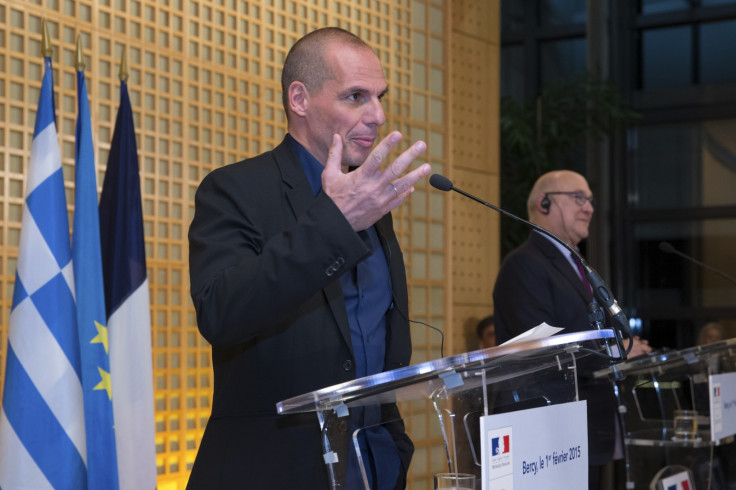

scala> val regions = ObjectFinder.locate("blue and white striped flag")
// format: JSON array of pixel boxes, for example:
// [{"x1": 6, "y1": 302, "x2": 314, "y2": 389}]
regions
[
  {"x1": 0, "y1": 58, "x2": 87, "y2": 489},
  {"x1": 73, "y1": 63, "x2": 119, "y2": 489},
  {"x1": 99, "y1": 78, "x2": 156, "y2": 490}
]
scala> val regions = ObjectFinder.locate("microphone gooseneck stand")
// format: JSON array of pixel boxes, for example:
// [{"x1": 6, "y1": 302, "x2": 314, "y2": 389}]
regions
[
  {"x1": 429, "y1": 173, "x2": 632, "y2": 361},
  {"x1": 659, "y1": 241, "x2": 736, "y2": 286}
]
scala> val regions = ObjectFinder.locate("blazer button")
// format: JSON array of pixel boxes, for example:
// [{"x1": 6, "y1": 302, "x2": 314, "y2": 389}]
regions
[
  {"x1": 342, "y1": 360, "x2": 353, "y2": 371},
  {"x1": 338, "y1": 420, "x2": 348, "y2": 432},
  {"x1": 325, "y1": 257, "x2": 345, "y2": 276}
]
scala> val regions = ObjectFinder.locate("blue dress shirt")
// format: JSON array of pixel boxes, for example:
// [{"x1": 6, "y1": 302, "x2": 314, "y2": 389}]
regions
[{"x1": 288, "y1": 134, "x2": 400, "y2": 489}]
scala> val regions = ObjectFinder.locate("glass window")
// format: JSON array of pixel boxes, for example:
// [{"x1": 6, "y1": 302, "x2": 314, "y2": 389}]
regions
[
  {"x1": 539, "y1": 0, "x2": 586, "y2": 26},
  {"x1": 701, "y1": 120, "x2": 736, "y2": 207},
  {"x1": 701, "y1": 0, "x2": 736, "y2": 6},
  {"x1": 700, "y1": 20, "x2": 736, "y2": 84},
  {"x1": 628, "y1": 216, "x2": 736, "y2": 349},
  {"x1": 501, "y1": 44, "x2": 525, "y2": 100},
  {"x1": 631, "y1": 123, "x2": 700, "y2": 209},
  {"x1": 628, "y1": 120, "x2": 736, "y2": 346},
  {"x1": 640, "y1": 0, "x2": 692, "y2": 14},
  {"x1": 631, "y1": 218, "x2": 736, "y2": 312},
  {"x1": 641, "y1": 26, "x2": 692, "y2": 89},
  {"x1": 631, "y1": 120, "x2": 736, "y2": 209},
  {"x1": 539, "y1": 37, "x2": 586, "y2": 87},
  {"x1": 501, "y1": 0, "x2": 526, "y2": 32}
]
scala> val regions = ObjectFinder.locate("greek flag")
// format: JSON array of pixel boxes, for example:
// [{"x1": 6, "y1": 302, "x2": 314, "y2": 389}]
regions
[
  {"x1": 73, "y1": 65, "x2": 119, "y2": 489},
  {"x1": 99, "y1": 79, "x2": 156, "y2": 490},
  {"x1": 0, "y1": 58, "x2": 87, "y2": 488}
]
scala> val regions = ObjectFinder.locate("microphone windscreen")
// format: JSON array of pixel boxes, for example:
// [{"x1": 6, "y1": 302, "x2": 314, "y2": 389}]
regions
[
  {"x1": 429, "y1": 174, "x2": 453, "y2": 192},
  {"x1": 659, "y1": 241, "x2": 675, "y2": 254}
]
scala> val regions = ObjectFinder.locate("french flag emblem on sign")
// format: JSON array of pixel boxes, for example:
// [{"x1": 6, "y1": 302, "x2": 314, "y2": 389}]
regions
[
  {"x1": 492, "y1": 435, "x2": 510, "y2": 455},
  {"x1": 663, "y1": 472, "x2": 692, "y2": 490}
]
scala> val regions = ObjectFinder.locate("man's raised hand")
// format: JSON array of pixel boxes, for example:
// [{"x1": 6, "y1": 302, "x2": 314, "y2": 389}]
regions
[{"x1": 322, "y1": 131, "x2": 431, "y2": 231}]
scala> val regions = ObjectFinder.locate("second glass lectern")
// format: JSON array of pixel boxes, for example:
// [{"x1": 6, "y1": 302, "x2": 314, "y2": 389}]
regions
[
  {"x1": 277, "y1": 329, "x2": 617, "y2": 489},
  {"x1": 595, "y1": 338, "x2": 736, "y2": 490}
]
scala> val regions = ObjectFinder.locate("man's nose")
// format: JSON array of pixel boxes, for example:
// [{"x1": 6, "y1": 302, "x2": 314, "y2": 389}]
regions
[{"x1": 365, "y1": 98, "x2": 385, "y2": 126}]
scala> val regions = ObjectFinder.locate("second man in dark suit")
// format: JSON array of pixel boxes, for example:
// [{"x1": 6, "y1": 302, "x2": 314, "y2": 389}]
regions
[{"x1": 493, "y1": 170, "x2": 650, "y2": 489}]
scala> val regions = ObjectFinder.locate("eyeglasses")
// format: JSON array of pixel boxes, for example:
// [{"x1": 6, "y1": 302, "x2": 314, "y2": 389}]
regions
[{"x1": 545, "y1": 191, "x2": 596, "y2": 207}]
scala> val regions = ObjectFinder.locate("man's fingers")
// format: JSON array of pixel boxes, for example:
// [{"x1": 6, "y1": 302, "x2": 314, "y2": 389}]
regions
[
  {"x1": 391, "y1": 163, "x2": 432, "y2": 195},
  {"x1": 384, "y1": 140, "x2": 427, "y2": 181},
  {"x1": 385, "y1": 163, "x2": 432, "y2": 208},
  {"x1": 359, "y1": 131, "x2": 403, "y2": 175}
]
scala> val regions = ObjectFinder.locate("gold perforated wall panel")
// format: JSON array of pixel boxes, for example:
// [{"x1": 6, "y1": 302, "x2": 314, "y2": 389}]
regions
[
  {"x1": 0, "y1": 1, "x2": 498, "y2": 487},
  {"x1": 449, "y1": 1, "x2": 500, "y2": 355}
]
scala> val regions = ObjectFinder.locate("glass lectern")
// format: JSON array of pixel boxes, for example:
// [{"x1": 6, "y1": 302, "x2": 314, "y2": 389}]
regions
[
  {"x1": 595, "y1": 338, "x2": 736, "y2": 489},
  {"x1": 277, "y1": 329, "x2": 617, "y2": 489}
]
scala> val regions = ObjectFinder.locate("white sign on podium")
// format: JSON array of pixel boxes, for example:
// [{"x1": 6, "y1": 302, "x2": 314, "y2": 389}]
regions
[
  {"x1": 710, "y1": 371, "x2": 736, "y2": 441},
  {"x1": 480, "y1": 401, "x2": 588, "y2": 490}
]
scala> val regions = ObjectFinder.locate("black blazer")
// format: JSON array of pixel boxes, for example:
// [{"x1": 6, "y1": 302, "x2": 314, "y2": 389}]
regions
[
  {"x1": 493, "y1": 231, "x2": 593, "y2": 338},
  {"x1": 188, "y1": 138, "x2": 413, "y2": 488},
  {"x1": 492, "y1": 231, "x2": 616, "y2": 466}
]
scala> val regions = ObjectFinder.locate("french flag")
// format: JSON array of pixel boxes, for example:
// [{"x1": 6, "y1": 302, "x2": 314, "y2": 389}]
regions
[{"x1": 99, "y1": 75, "x2": 156, "y2": 490}]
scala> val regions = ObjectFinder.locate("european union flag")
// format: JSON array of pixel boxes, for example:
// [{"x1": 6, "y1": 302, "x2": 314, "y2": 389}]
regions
[{"x1": 73, "y1": 58, "x2": 119, "y2": 489}]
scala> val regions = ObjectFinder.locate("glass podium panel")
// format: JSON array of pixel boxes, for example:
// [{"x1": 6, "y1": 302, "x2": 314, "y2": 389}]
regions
[
  {"x1": 278, "y1": 330, "x2": 617, "y2": 489},
  {"x1": 595, "y1": 337, "x2": 736, "y2": 489}
]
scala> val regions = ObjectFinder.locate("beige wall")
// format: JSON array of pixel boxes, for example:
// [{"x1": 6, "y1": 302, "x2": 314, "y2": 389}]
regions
[
  {"x1": 450, "y1": 0, "x2": 501, "y2": 355},
  {"x1": 0, "y1": 1, "x2": 499, "y2": 487}
]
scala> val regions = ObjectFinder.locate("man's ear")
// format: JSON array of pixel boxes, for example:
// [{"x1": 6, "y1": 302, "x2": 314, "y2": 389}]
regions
[
  {"x1": 539, "y1": 194, "x2": 551, "y2": 214},
  {"x1": 288, "y1": 81, "x2": 308, "y2": 118}
]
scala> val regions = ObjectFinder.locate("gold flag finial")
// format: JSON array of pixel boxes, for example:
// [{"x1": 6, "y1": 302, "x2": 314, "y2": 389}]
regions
[
  {"x1": 119, "y1": 47, "x2": 129, "y2": 82},
  {"x1": 75, "y1": 34, "x2": 85, "y2": 71},
  {"x1": 41, "y1": 18, "x2": 53, "y2": 58}
]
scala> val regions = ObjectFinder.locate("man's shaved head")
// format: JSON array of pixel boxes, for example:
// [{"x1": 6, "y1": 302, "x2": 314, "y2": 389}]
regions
[{"x1": 281, "y1": 27, "x2": 372, "y2": 121}]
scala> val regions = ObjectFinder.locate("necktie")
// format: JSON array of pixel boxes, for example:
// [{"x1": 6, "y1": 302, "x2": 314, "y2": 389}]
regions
[{"x1": 572, "y1": 253, "x2": 593, "y2": 296}]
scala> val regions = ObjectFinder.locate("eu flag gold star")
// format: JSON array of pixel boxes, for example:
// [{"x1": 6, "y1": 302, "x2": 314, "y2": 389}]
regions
[
  {"x1": 94, "y1": 367, "x2": 113, "y2": 400},
  {"x1": 91, "y1": 320, "x2": 109, "y2": 354}
]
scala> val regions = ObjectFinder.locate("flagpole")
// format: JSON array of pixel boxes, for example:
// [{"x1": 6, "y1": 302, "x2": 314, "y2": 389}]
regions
[
  {"x1": 119, "y1": 47, "x2": 128, "y2": 82},
  {"x1": 75, "y1": 34, "x2": 85, "y2": 72},
  {"x1": 41, "y1": 19, "x2": 57, "y2": 124},
  {"x1": 41, "y1": 18, "x2": 52, "y2": 58}
]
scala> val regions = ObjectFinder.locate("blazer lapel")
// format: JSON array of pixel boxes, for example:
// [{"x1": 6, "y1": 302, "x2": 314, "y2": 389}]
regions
[
  {"x1": 272, "y1": 138, "x2": 354, "y2": 355},
  {"x1": 272, "y1": 140, "x2": 314, "y2": 222},
  {"x1": 530, "y1": 232, "x2": 592, "y2": 302}
]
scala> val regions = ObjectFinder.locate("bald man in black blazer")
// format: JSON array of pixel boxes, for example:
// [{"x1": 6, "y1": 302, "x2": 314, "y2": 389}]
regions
[{"x1": 188, "y1": 28, "x2": 431, "y2": 489}]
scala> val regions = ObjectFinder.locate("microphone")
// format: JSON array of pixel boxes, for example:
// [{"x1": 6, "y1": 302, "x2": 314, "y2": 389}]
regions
[
  {"x1": 429, "y1": 174, "x2": 633, "y2": 349},
  {"x1": 659, "y1": 241, "x2": 736, "y2": 286}
]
